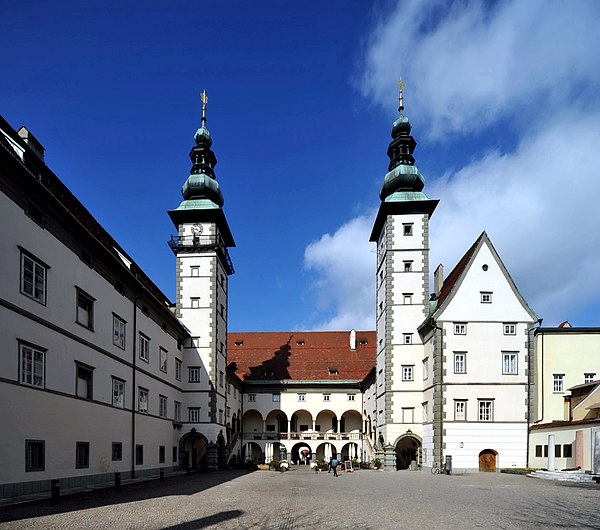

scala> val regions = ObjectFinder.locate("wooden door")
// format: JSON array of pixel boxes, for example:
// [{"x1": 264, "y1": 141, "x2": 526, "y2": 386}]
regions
[{"x1": 479, "y1": 450, "x2": 496, "y2": 472}]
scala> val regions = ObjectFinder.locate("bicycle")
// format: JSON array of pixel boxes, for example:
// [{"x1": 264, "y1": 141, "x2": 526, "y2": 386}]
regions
[{"x1": 431, "y1": 461, "x2": 449, "y2": 474}]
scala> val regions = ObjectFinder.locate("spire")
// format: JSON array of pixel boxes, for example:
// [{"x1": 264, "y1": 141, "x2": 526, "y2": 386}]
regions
[
  {"x1": 177, "y1": 90, "x2": 224, "y2": 208},
  {"x1": 379, "y1": 79, "x2": 426, "y2": 201}
]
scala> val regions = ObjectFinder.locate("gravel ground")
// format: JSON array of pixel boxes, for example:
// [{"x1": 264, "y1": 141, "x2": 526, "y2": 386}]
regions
[{"x1": 0, "y1": 467, "x2": 598, "y2": 529}]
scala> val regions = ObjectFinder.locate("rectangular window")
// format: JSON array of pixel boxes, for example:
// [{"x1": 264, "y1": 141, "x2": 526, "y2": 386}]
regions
[
  {"x1": 139, "y1": 333, "x2": 150, "y2": 362},
  {"x1": 175, "y1": 358, "x2": 182, "y2": 381},
  {"x1": 76, "y1": 363, "x2": 94, "y2": 400},
  {"x1": 219, "y1": 371, "x2": 224, "y2": 387},
  {"x1": 298, "y1": 393, "x2": 306, "y2": 402},
  {"x1": 189, "y1": 367, "x2": 200, "y2": 383},
  {"x1": 402, "y1": 408, "x2": 414, "y2": 423},
  {"x1": 173, "y1": 446, "x2": 178, "y2": 463},
  {"x1": 19, "y1": 343, "x2": 45, "y2": 387},
  {"x1": 454, "y1": 353, "x2": 466, "y2": 374},
  {"x1": 76, "y1": 288, "x2": 95, "y2": 330},
  {"x1": 403, "y1": 334, "x2": 413, "y2": 345},
  {"x1": 248, "y1": 394, "x2": 256, "y2": 402},
  {"x1": 25, "y1": 440, "x2": 45, "y2": 472},
  {"x1": 135, "y1": 444, "x2": 143, "y2": 465},
  {"x1": 112, "y1": 377, "x2": 125, "y2": 408},
  {"x1": 454, "y1": 323, "x2": 467, "y2": 335},
  {"x1": 323, "y1": 393, "x2": 331, "y2": 402},
  {"x1": 226, "y1": 407, "x2": 231, "y2": 419},
  {"x1": 348, "y1": 394, "x2": 356, "y2": 401},
  {"x1": 20, "y1": 251, "x2": 47, "y2": 304},
  {"x1": 113, "y1": 315, "x2": 126, "y2": 350},
  {"x1": 544, "y1": 445, "x2": 548, "y2": 457},
  {"x1": 480, "y1": 292, "x2": 492, "y2": 304},
  {"x1": 403, "y1": 261, "x2": 413, "y2": 272},
  {"x1": 403, "y1": 223, "x2": 413, "y2": 236},
  {"x1": 502, "y1": 352, "x2": 518, "y2": 375},
  {"x1": 535, "y1": 445, "x2": 542, "y2": 458},
  {"x1": 403, "y1": 293, "x2": 413, "y2": 305},
  {"x1": 138, "y1": 387, "x2": 148, "y2": 413},
  {"x1": 423, "y1": 358, "x2": 429, "y2": 380},
  {"x1": 159, "y1": 395, "x2": 167, "y2": 418},
  {"x1": 422, "y1": 402, "x2": 428, "y2": 422},
  {"x1": 455, "y1": 400, "x2": 466, "y2": 421},
  {"x1": 555, "y1": 444, "x2": 562, "y2": 458},
  {"x1": 112, "y1": 442, "x2": 122, "y2": 461},
  {"x1": 188, "y1": 337, "x2": 200, "y2": 348},
  {"x1": 189, "y1": 408, "x2": 200, "y2": 422},
  {"x1": 159, "y1": 445, "x2": 166, "y2": 464},
  {"x1": 190, "y1": 298, "x2": 200, "y2": 308},
  {"x1": 503, "y1": 323, "x2": 516, "y2": 335},
  {"x1": 478, "y1": 400, "x2": 493, "y2": 422},
  {"x1": 76, "y1": 442, "x2": 90, "y2": 469},
  {"x1": 402, "y1": 365, "x2": 414, "y2": 381},
  {"x1": 553, "y1": 374, "x2": 565, "y2": 393},
  {"x1": 272, "y1": 393, "x2": 280, "y2": 402},
  {"x1": 191, "y1": 266, "x2": 199, "y2": 277},
  {"x1": 329, "y1": 368, "x2": 339, "y2": 375},
  {"x1": 563, "y1": 444, "x2": 573, "y2": 458},
  {"x1": 159, "y1": 347, "x2": 168, "y2": 373},
  {"x1": 219, "y1": 409, "x2": 223, "y2": 423},
  {"x1": 174, "y1": 401, "x2": 182, "y2": 421},
  {"x1": 584, "y1": 373, "x2": 596, "y2": 383}
]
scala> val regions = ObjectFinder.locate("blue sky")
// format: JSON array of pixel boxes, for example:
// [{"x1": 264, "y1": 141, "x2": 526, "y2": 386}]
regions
[{"x1": 2, "y1": 0, "x2": 600, "y2": 331}]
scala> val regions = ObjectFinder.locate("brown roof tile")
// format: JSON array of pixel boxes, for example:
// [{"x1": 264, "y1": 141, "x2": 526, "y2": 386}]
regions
[{"x1": 227, "y1": 331, "x2": 376, "y2": 382}]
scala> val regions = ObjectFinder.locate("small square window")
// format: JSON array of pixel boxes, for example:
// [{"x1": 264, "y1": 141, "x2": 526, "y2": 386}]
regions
[
  {"x1": 402, "y1": 365, "x2": 414, "y2": 381},
  {"x1": 323, "y1": 394, "x2": 331, "y2": 402},
  {"x1": 403, "y1": 223, "x2": 413, "y2": 236},
  {"x1": 139, "y1": 333, "x2": 150, "y2": 362},
  {"x1": 403, "y1": 261, "x2": 413, "y2": 272},
  {"x1": 135, "y1": 444, "x2": 143, "y2": 465},
  {"x1": 189, "y1": 367, "x2": 200, "y2": 383},
  {"x1": 403, "y1": 334, "x2": 413, "y2": 345},
  {"x1": 76, "y1": 442, "x2": 90, "y2": 469},
  {"x1": 298, "y1": 393, "x2": 306, "y2": 402},
  {"x1": 112, "y1": 442, "x2": 122, "y2": 461},
  {"x1": 348, "y1": 394, "x2": 356, "y2": 401},
  {"x1": 248, "y1": 394, "x2": 256, "y2": 402},
  {"x1": 503, "y1": 323, "x2": 516, "y2": 335},
  {"x1": 563, "y1": 444, "x2": 573, "y2": 458},
  {"x1": 584, "y1": 373, "x2": 596, "y2": 383},
  {"x1": 113, "y1": 315, "x2": 126, "y2": 350},
  {"x1": 403, "y1": 293, "x2": 413, "y2": 305},
  {"x1": 535, "y1": 445, "x2": 542, "y2": 458},
  {"x1": 480, "y1": 292, "x2": 492, "y2": 304},
  {"x1": 329, "y1": 369, "x2": 339, "y2": 375},
  {"x1": 191, "y1": 266, "x2": 200, "y2": 277},
  {"x1": 454, "y1": 323, "x2": 467, "y2": 335},
  {"x1": 25, "y1": 440, "x2": 45, "y2": 472},
  {"x1": 191, "y1": 298, "x2": 200, "y2": 308},
  {"x1": 272, "y1": 393, "x2": 280, "y2": 402}
]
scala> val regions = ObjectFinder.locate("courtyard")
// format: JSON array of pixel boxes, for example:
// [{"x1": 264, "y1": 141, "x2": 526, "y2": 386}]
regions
[{"x1": 0, "y1": 467, "x2": 598, "y2": 529}]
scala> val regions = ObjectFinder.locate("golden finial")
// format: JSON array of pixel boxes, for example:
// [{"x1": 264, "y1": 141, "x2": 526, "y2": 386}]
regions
[
  {"x1": 397, "y1": 78, "x2": 405, "y2": 112},
  {"x1": 200, "y1": 90, "x2": 209, "y2": 125}
]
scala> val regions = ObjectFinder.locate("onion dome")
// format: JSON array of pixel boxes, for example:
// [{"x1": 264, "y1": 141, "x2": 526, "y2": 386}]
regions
[{"x1": 379, "y1": 80, "x2": 428, "y2": 203}]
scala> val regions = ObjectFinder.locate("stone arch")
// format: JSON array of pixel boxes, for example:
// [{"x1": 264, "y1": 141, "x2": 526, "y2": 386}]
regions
[
  {"x1": 340, "y1": 410, "x2": 362, "y2": 433},
  {"x1": 179, "y1": 430, "x2": 209, "y2": 470},
  {"x1": 242, "y1": 409, "x2": 263, "y2": 436},
  {"x1": 291, "y1": 409, "x2": 313, "y2": 433},
  {"x1": 341, "y1": 442, "x2": 360, "y2": 461},
  {"x1": 479, "y1": 449, "x2": 498, "y2": 472},
  {"x1": 315, "y1": 442, "x2": 338, "y2": 461},
  {"x1": 265, "y1": 409, "x2": 289, "y2": 434},
  {"x1": 393, "y1": 432, "x2": 422, "y2": 470},
  {"x1": 242, "y1": 442, "x2": 263, "y2": 463},
  {"x1": 315, "y1": 409, "x2": 337, "y2": 433},
  {"x1": 291, "y1": 441, "x2": 313, "y2": 465}
]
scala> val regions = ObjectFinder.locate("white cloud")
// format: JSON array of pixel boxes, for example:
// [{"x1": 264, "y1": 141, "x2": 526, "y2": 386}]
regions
[
  {"x1": 303, "y1": 213, "x2": 376, "y2": 331},
  {"x1": 302, "y1": 1, "x2": 600, "y2": 329},
  {"x1": 359, "y1": 0, "x2": 600, "y2": 139}
]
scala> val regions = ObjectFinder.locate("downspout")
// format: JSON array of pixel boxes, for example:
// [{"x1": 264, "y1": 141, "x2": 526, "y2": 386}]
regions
[
  {"x1": 131, "y1": 293, "x2": 142, "y2": 479},
  {"x1": 526, "y1": 319, "x2": 543, "y2": 467},
  {"x1": 432, "y1": 319, "x2": 444, "y2": 466}
]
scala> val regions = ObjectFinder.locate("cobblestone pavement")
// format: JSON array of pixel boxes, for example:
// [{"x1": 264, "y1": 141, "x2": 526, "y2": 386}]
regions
[{"x1": 1, "y1": 468, "x2": 599, "y2": 529}]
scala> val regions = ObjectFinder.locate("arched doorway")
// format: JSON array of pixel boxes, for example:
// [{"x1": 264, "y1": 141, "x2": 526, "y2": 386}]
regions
[
  {"x1": 479, "y1": 449, "x2": 497, "y2": 472},
  {"x1": 242, "y1": 442, "x2": 262, "y2": 463},
  {"x1": 395, "y1": 435, "x2": 422, "y2": 470},
  {"x1": 291, "y1": 442, "x2": 312, "y2": 465},
  {"x1": 179, "y1": 431, "x2": 208, "y2": 470}
]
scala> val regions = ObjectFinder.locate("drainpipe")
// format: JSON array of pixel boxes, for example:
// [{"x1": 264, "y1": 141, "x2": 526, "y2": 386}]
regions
[
  {"x1": 526, "y1": 319, "x2": 543, "y2": 467},
  {"x1": 432, "y1": 320, "x2": 444, "y2": 466},
  {"x1": 131, "y1": 292, "x2": 142, "y2": 479}
]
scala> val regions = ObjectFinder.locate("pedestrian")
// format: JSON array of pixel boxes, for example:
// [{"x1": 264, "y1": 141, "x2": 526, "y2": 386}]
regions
[
  {"x1": 331, "y1": 457, "x2": 339, "y2": 477},
  {"x1": 328, "y1": 456, "x2": 333, "y2": 473}
]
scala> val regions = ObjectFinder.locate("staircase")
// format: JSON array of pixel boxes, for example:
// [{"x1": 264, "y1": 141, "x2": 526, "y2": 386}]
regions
[{"x1": 527, "y1": 470, "x2": 600, "y2": 484}]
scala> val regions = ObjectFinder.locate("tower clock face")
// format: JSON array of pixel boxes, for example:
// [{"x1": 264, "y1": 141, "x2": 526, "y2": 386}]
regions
[{"x1": 191, "y1": 224, "x2": 203, "y2": 235}]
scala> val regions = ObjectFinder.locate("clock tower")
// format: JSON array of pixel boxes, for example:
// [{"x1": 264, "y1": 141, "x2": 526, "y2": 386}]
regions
[{"x1": 168, "y1": 92, "x2": 235, "y2": 445}]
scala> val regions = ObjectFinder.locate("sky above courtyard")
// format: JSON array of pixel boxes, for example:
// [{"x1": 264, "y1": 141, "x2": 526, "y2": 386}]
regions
[{"x1": 1, "y1": 0, "x2": 600, "y2": 331}]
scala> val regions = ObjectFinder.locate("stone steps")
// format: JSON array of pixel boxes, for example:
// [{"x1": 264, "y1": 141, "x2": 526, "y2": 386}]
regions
[{"x1": 527, "y1": 470, "x2": 600, "y2": 483}]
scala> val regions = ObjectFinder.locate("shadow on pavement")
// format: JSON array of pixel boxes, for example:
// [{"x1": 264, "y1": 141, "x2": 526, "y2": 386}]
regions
[
  {"x1": 161, "y1": 509, "x2": 244, "y2": 529},
  {"x1": 0, "y1": 470, "x2": 250, "y2": 524}
]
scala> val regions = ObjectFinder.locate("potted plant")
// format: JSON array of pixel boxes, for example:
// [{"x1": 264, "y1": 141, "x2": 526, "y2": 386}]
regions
[{"x1": 372, "y1": 458, "x2": 382, "y2": 470}]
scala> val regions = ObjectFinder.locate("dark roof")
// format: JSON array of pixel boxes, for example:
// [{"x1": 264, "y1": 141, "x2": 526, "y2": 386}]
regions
[
  {"x1": 227, "y1": 331, "x2": 376, "y2": 382},
  {"x1": 530, "y1": 418, "x2": 600, "y2": 430}
]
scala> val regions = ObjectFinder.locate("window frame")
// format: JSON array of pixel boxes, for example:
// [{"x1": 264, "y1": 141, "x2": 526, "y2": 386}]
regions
[
  {"x1": 112, "y1": 442, "x2": 123, "y2": 461},
  {"x1": 139, "y1": 333, "x2": 150, "y2": 363},
  {"x1": 502, "y1": 352, "x2": 518, "y2": 375},
  {"x1": 298, "y1": 393, "x2": 306, "y2": 402},
  {"x1": 138, "y1": 387, "x2": 149, "y2": 414},
  {"x1": 403, "y1": 223, "x2": 413, "y2": 236},
  {"x1": 175, "y1": 358, "x2": 182, "y2": 381},
  {"x1": 553, "y1": 374, "x2": 565, "y2": 393},
  {"x1": 503, "y1": 323, "x2": 517, "y2": 335},
  {"x1": 454, "y1": 352, "x2": 466, "y2": 374},
  {"x1": 454, "y1": 322, "x2": 467, "y2": 335},
  {"x1": 402, "y1": 365, "x2": 414, "y2": 381},
  {"x1": 25, "y1": 440, "x2": 45, "y2": 472},
  {"x1": 478, "y1": 400, "x2": 494, "y2": 422},
  {"x1": 159, "y1": 347, "x2": 168, "y2": 373},
  {"x1": 75, "y1": 362, "x2": 94, "y2": 400},
  {"x1": 113, "y1": 314, "x2": 126, "y2": 350},
  {"x1": 248, "y1": 393, "x2": 256, "y2": 402},
  {"x1": 272, "y1": 392, "x2": 281, "y2": 402},
  {"x1": 189, "y1": 408, "x2": 200, "y2": 423},
  {"x1": 19, "y1": 342, "x2": 46, "y2": 388},
  {"x1": 323, "y1": 393, "x2": 331, "y2": 402},
  {"x1": 159, "y1": 445, "x2": 166, "y2": 464},
  {"x1": 403, "y1": 261, "x2": 413, "y2": 272},
  {"x1": 584, "y1": 373, "x2": 596, "y2": 383},
  {"x1": 75, "y1": 287, "x2": 95, "y2": 330},
  {"x1": 454, "y1": 400, "x2": 467, "y2": 421},
  {"x1": 20, "y1": 249, "x2": 48, "y2": 305},
  {"x1": 159, "y1": 394, "x2": 168, "y2": 418},
  {"x1": 480, "y1": 291, "x2": 493, "y2": 304},
  {"x1": 76, "y1": 441, "x2": 90, "y2": 469},
  {"x1": 189, "y1": 367, "x2": 201, "y2": 383},
  {"x1": 403, "y1": 333, "x2": 413, "y2": 345},
  {"x1": 135, "y1": 444, "x2": 143, "y2": 465},
  {"x1": 112, "y1": 377, "x2": 125, "y2": 408},
  {"x1": 174, "y1": 401, "x2": 182, "y2": 421}
]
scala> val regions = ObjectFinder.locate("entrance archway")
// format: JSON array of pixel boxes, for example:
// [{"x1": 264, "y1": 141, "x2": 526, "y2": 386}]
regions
[
  {"x1": 291, "y1": 442, "x2": 312, "y2": 465},
  {"x1": 395, "y1": 435, "x2": 422, "y2": 470},
  {"x1": 179, "y1": 431, "x2": 208, "y2": 470},
  {"x1": 479, "y1": 449, "x2": 497, "y2": 472},
  {"x1": 242, "y1": 442, "x2": 262, "y2": 463}
]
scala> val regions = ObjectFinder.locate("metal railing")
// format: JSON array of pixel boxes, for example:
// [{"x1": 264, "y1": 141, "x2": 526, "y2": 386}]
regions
[
  {"x1": 242, "y1": 432, "x2": 362, "y2": 442},
  {"x1": 168, "y1": 234, "x2": 234, "y2": 275}
]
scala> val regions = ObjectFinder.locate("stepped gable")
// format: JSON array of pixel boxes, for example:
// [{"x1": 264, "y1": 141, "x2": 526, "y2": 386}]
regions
[{"x1": 227, "y1": 331, "x2": 376, "y2": 382}]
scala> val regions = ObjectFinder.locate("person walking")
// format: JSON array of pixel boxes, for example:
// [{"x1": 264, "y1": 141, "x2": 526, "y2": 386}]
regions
[
  {"x1": 331, "y1": 456, "x2": 339, "y2": 477},
  {"x1": 328, "y1": 456, "x2": 333, "y2": 473}
]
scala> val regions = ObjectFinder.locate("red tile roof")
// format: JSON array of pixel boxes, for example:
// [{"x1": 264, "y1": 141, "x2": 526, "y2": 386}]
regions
[{"x1": 227, "y1": 331, "x2": 376, "y2": 382}]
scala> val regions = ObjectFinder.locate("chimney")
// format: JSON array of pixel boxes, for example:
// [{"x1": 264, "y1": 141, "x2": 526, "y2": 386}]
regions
[
  {"x1": 17, "y1": 126, "x2": 45, "y2": 162},
  {"x1": 349, "y1": 329, "x2": 356, "y2": 351},
  {"x1": 434, "y1": 264, "x2": 444, "y2": 296}
]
